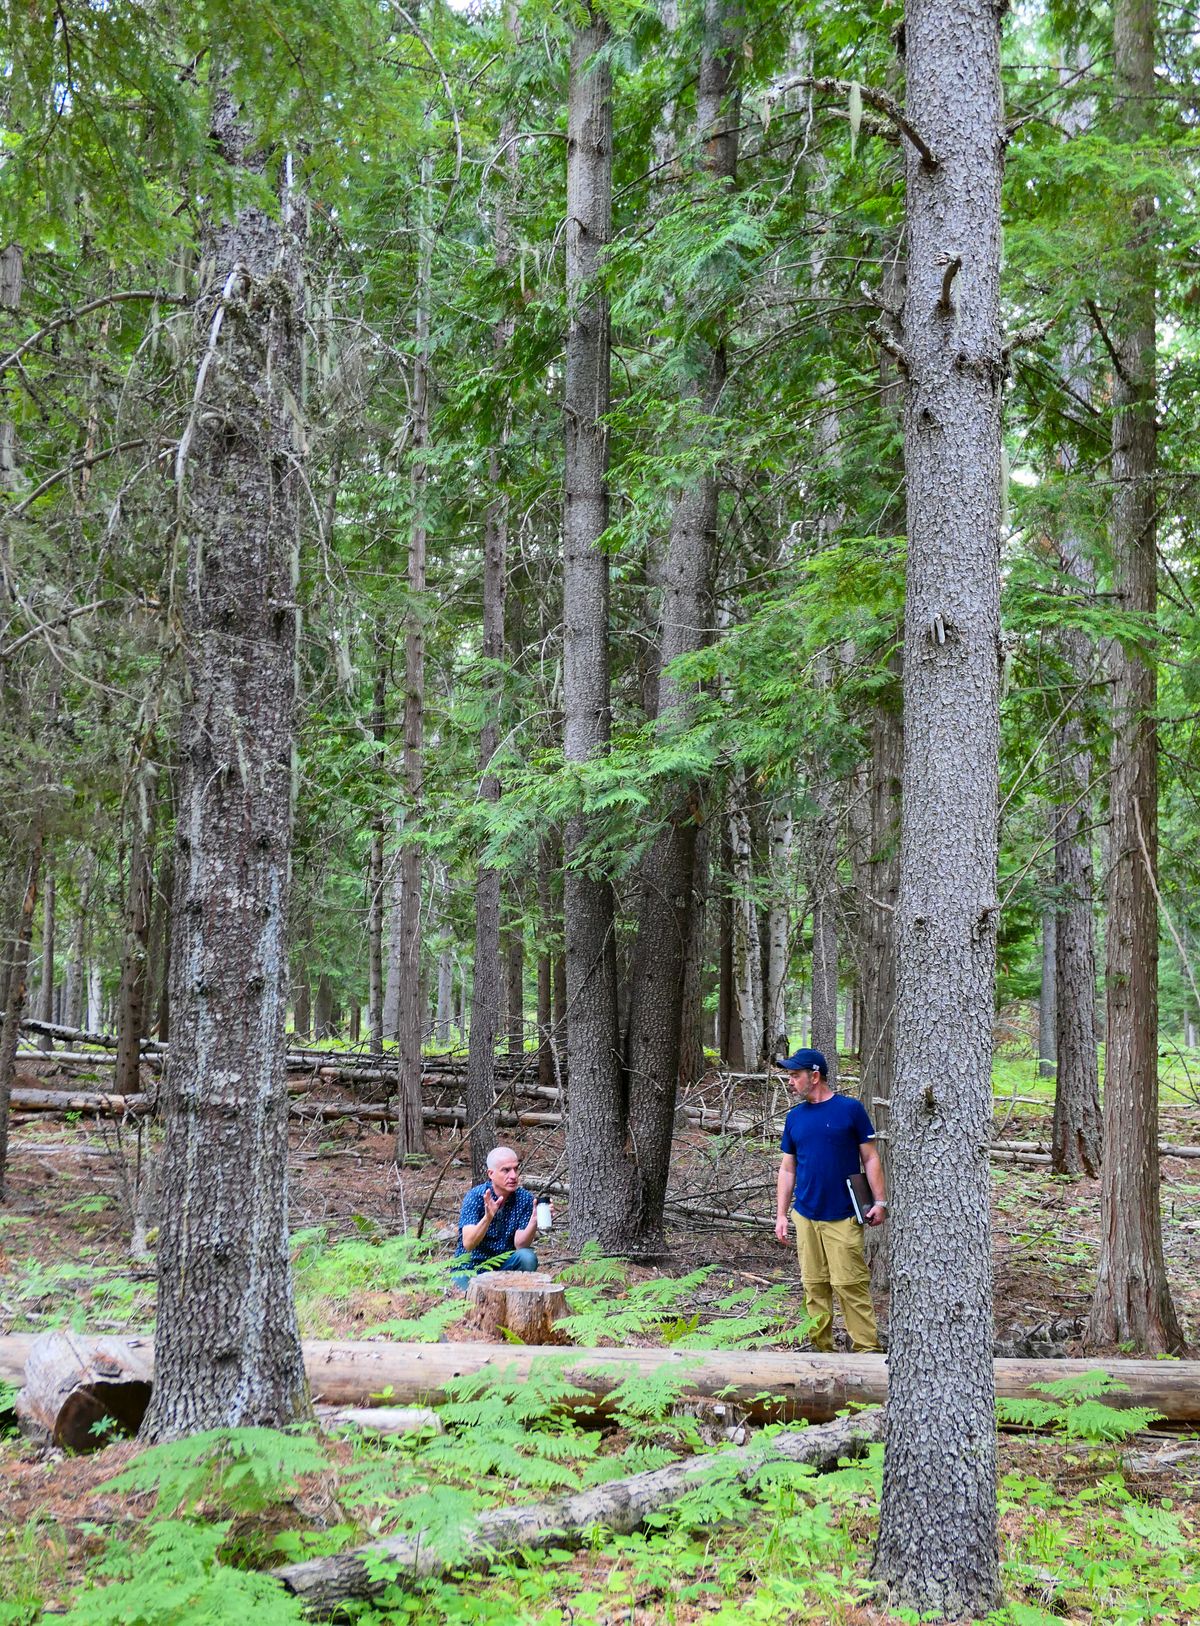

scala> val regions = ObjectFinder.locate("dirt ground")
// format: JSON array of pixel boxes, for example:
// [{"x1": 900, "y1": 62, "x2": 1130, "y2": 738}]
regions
[{"x1": 2, "y1": 1060, "x2": 1199, "y2": 1619}]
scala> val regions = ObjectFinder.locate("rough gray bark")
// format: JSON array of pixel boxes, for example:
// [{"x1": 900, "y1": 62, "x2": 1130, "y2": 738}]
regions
[
  {"x1": 394, "y1": 148, "x2": 435, "y2": 1162},
  {"x1": 562, "y1": 9, "x2": 632, "y2": 1248},
  {"x1": 536, "y1": 834, "x2": 555, "y2": 1091},
  {"x1": 140, "y1": 94, "x2": 309, "y2": 1439},
  {"x1": 873, "y1": 0, "x2": 1004, "y2": 1613},
  {"x1": 622, "y1": 0, "x2": 741, "y2": 1250},
  {"x1": 114, "y1": 772, "x2": 156, "y2": 1097},
  {"x1": 1087, "y1": 0, "x2": 1182, "y2": 1352},
  {"x1": 293, "y1": 964, "x2": 312, "y2": 1042},
  {"x1": 314, "y1": 973, "x2": 334, "y2": 1041}
]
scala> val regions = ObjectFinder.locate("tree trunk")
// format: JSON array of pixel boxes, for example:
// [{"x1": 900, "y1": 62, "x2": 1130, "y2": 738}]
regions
[
  {"x1": 36, "y1": 857, "x2": 54, "y2": 1052},
  {"x1": 505, "y1": 915, "x2": 525, "y2": 1062},
  {"x1": 86, "y1": 965, "x2": 102, "y2": 1032},
  {"x1": 293, "y1": 964, "x2": 312, "y2": 1043},
  {"x1": 314, "y1": 973, "x2": 334, "y2": 1040},
  {"x1": 114, "y1": 772, "x2": 156, "y2": 1097},
  {"x1": 0, "y1": 832, "x2": 43, "y2": 1200},
  {"x1": 623, "y1": 0, "x2": 741, "y2": 1250},
  {"x1": 717, "y1": 834, "x2": 739, "y2": 1066},
  {"x1": 382, "y1": 811, "x2": 404, "y2": 1039},
  {"x1": 536, "y1": 835, "x2": 556, "y2": 1091},
  {"x1": 1050, "y1": 375, "x2": 1102, "y2": 1175},
  {"x1": 562, "y1": 9, "x2": 632, "y2": 1249},
  {"x1": 873, "y1": 0, "x2": 1005, "y2": 1613},
  {"x1": 140, "y1": 95, "x2": 309, "y2": 1439},
  {"x1": 152, "y1": 847, "x2": 173, "y2": 1045},
  {"x1": 1086, "y1": 0, "x2": 1182, "y2": 1352},
  {"x1": 394, "y1": 146, "x2": 434, "y2": 1163},
  {"x1": 1039, "y1": 908, "x2": 1057, "y2": 1078},
  {"x1": 679, "y1": 817, "x2": 711, "y2": 1088},
  {"x1": 367, "y1": 642, "x2": 387, "y2": 1055},
  {"x1": 63, "y1": 887, "x2": 86, "y2": 1033},
  {"x1": 764, "y1": 807, "x2": 791, "y2": 1051},
  {"x1": 728, "y1": 783, "x2": 762, "y2": 1069},
  {"x1": 809, "y1": 845, "x2": 839, "y2": 1085}
]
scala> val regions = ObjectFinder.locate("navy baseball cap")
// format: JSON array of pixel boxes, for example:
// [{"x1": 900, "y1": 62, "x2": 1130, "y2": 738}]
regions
[{"x1": 778, "y1": 1048, "x2": 828, "y2": 1077}]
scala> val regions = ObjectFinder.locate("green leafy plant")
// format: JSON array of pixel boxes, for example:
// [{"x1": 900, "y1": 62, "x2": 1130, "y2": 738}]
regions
[
  {"x1": 996, "y1": 1370, "x2": 1163, "y2": 1444},
  {"x1": 100, "y1": 1427, "x2": 329, "y2": 1517}
]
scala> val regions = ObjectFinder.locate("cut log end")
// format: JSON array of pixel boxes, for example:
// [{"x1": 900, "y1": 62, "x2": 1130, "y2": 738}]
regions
[
  {"x1": 465, "y1": 1273, "x2": 568, "y2": 1345},
  {"x1": 15, "y1": 1333, "x2": 153, "y2": 1452}
]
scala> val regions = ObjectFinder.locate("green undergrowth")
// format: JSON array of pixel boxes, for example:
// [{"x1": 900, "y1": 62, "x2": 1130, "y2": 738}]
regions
[
  {"x1": 289, "y1": 1232, "x2": 815, "y2": 1349},
  {"x1": 1, "y1": 1365, "x2": 1193, "y2": 1626}
]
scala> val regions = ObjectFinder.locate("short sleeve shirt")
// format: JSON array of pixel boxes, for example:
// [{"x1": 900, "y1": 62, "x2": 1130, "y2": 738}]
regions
[
  {"x1": 456, "y1": 1183, "x2": 535, "y2": 1267},
  {"x1": 780, "y1": 1094, "x2": 875, "y2": 1222}
]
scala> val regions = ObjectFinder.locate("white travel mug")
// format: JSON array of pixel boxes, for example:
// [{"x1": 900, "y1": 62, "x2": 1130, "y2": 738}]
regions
[{"x1": 536, "y1": 1199, "x2": 553, "y2": 1231}]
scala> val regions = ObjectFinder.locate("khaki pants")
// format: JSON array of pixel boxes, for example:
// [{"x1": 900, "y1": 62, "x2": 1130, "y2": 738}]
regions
[{"x1": 792, "y1": 1212, "x2": 880, "y2": 1353}]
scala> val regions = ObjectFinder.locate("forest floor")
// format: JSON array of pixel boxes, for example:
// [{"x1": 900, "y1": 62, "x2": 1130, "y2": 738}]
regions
[{"x1": 2, "y1": 1051, "x2": 1200, "y2": 1622}]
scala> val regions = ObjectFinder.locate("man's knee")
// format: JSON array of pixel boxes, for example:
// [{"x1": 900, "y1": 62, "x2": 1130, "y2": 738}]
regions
[{"x1": 509, "y1": 1248, "x2": 538, "y2": 1271}]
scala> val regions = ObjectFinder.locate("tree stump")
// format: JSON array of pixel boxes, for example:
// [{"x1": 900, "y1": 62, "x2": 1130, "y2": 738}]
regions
[
  {"x1": 465, "y1": 1273, "x2": 568, "y2": 1344},
  {"x1": 15, "y1": 1331, "x2": 153, "y2": 1451}
]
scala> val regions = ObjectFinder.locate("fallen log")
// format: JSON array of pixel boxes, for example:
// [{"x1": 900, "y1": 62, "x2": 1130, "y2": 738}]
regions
[
  {"x1": 15, "y1": 1331, "x2": 154, "y2": 1450},
  {"x1": 10, "y1": 1087, "x2": 153, "y2": 1115},
  {"x1": 18, "y1": 1019, "x2": 166, "y2": 1053},
  {"x1": 274, "y1": 1408, "x2": 884, "y2": 1609},
  {"x1": 316, "y1": 1405, "x2": 443, "y2": 1438},
  {"x1": 2, "y1": 1338, "x2": 1199, "y2": 1425}
]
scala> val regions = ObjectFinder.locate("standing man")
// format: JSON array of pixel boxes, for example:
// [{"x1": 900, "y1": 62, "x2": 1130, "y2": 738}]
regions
[
  {"x1": 773, "y1": 1047, "x2": 886, "y2": 1352},
  {"x1": 453, "y1": 1146, "x2": 541, "y2": 1288}
]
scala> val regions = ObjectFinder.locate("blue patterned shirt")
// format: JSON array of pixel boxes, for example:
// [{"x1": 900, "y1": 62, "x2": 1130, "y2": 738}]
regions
[{"x1": 456, "y1": 1182, "x2": 535, "y2": 1268}]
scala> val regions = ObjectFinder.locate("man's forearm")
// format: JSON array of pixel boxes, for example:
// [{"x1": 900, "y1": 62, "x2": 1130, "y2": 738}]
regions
[
  {"x1": 776, "y1": 1165, "x2": 794, "y2": 1221},
  {"x1": 461, "y1": 1215, "x2": 491, "y2": 1250},
  {"x1": 514, "y1": 1218, "x2": 537, "y2": 1248},
  {"x1": 862, "y1": 1150, "x2": 886, "y2": 1207}
]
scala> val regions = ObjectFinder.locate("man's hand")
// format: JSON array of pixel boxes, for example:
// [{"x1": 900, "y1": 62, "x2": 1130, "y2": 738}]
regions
[
  {"x1": 774, "y1": 1214, "x2": 791, "y2": 1244},
  {"x1": 482, "y1": 1188, "x2": 503, "y2": 1222},
  {"x1": 866, "y1": 1202, "x2": 886, "y2": 1228}
]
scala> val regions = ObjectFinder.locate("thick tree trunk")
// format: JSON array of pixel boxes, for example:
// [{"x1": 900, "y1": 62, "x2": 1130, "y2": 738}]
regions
[
  {"x1": 1086, "y1": 0, "x2": 1182, "y2": 1350},
  {"x1": 562, "y1": 10, "x2": 632, "y2": 1249},
  {"x1": 140, "y1": 96, "x2": 309, "y2": 1439},
  {"x1": 0, "y1": 832, "x2": 42, "y2": 1200},
  {"x1": 874, "y1": 1, "x2": 1005, "y2": 1613},
  {"x1": 114, "y1": 773, "x2": 156, "y2": 1097},
  {"x1": 394, "y1": 149, "x2": 434, "y2": 1163}
]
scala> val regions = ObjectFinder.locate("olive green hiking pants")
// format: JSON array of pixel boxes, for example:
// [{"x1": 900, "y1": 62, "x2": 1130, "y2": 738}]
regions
[{"x1": 792, "y1": 1212, "x2": 880, "y2": 1353}]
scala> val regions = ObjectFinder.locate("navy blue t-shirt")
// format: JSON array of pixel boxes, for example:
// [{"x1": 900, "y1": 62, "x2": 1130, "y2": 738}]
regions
[
  {"x1": 456, "y1": 1182, "x2": 535, "y2": 1268},
  {"x1": 780, "y1": 1094, "x2": 875, "y2": 1222}
]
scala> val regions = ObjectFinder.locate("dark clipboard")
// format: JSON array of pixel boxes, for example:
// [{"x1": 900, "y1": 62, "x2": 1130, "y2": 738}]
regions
[{"x1": 847, "y1": 1171, "x2": 874, "y2": 1225}]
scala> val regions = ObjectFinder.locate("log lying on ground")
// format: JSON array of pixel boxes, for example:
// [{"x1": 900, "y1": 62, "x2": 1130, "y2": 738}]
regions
[
  {"x1": 465, "y1": 1273, "x2": 567, "y2": 1344},
  {"x1": 10, "y1": 1087, "x2": 153, "y2": 1115},
  {"x1": 316, "y1": 1405, "x2": 443, "y2": 1438},
  {"x1": 15, "y1": 1331, "x2": 154, "y2": 1450},
  {"x1": 4, "y1": 1338, "x2": 1200, "y2": 1425},
  {"x1": 274, "y1": 1407, "x2": 884, "y2": 1609}
]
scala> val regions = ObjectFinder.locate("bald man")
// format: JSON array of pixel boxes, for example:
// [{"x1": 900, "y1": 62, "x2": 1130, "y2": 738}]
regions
[{"x1": 452, "y1": 1146, "x2": 541, "y2": 1288}]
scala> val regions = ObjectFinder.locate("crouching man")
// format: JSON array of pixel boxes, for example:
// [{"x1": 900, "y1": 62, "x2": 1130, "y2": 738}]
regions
[{"x1": 452, "y1": 1146, "x2": 540, "y2": 1290}]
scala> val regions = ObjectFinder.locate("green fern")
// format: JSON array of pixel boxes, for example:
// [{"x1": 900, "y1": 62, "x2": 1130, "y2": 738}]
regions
[
  {"x1": 997, "y1": 1371, "x2": 1163, "y2": 1444},
  {"x1": 57, "y1": 1520, "x2": 305, "y2": 1625},
  {"x1": 100, "y1": 1427, "x2": 329, "y2": 1516}
]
